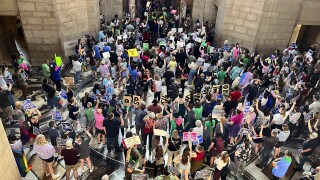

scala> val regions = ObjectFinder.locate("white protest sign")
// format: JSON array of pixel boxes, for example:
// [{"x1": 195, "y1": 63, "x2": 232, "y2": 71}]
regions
[
  {"x1": 178, "y1": 28, "x2": 183, "y2": 33},
  {"x1": 103, "y1": 52, "x2": 110, "y2": 58},
  {"x1": 154, "y1": 129, "x2": 167, "y2": 137},
  {"x1": 177, "y1": 41, "x2": 184, "y2": 48},
  {"x1": 117, "y1": 35, "x2": 122, "y2": 40},
  {"x1": 124, "y1": 135, "x2": 141, "y2": 148},
  {"x1": 170, "y1": 36, "x2": 175, "y2": 41},
  {"x1": 195, "y1": 37, "x2": 202, "y2": 43},
  {"x1": 172, "y1": 28, "x2": 177, "y2": 32}
]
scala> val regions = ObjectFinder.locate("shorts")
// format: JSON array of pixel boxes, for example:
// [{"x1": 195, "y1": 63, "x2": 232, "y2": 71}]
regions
[
  {"x1": 28, "y1": 133, "x2": 38, "y2": 139},
  {"x1": 41, "y1": 156, "x2": 54, "y2": 163},
  {"x1": 66, "y1": 163, "x2": 79, "y2": 172},
  {"x1": 50, "y1": 138, "x2": 57, "y2": 146},
  {"x1": 96, "y1": 128, "x2": 105, "y2": 135},
  {"x1": 91, "y1": 65, "x2": 97, "y2": 72},
  {"x1": 275, "y1": 141, "x2": 285, "y2": 148},
  {"x1": 86, "y1": 119, "x2": 95, "y2": 130},
  {"x1": 2, "y1": 106, "x2": 14, "y2": 118}
]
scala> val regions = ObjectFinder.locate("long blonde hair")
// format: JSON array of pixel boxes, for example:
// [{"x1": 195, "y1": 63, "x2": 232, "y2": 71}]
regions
[
  {"x1": 35, "y1": 134, "x2": 47, "y2": 145},
  {"x1": 221, "y1": 151, "x2": 230, "y2": 163}
]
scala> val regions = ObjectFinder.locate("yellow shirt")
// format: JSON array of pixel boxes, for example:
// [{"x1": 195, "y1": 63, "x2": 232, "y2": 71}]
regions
[{"x1": 168, "y1": 61, "x2": 177, "y2": 70}]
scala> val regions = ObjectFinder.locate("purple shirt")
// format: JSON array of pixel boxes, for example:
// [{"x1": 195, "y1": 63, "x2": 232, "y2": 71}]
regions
[
  {"x1": 231, "y1": 113, "x2": 244, "y2": 124},
  {"x1": 34, "y1": 143, "x2": 55, "y2": 160}
]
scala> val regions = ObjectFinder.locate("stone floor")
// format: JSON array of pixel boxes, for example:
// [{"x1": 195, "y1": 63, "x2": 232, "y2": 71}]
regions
[{"x1": 2, "y1": 67, "x2": 313, "y2": 180}]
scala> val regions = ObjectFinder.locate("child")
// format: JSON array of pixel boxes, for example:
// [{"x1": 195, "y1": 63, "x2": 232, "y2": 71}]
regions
[
  {"x1": 48, "y1": 120, "x2": 62, "y2": 160},
  {"x1": 15, "y1": 101, "x2": 29, "y2": 143}
]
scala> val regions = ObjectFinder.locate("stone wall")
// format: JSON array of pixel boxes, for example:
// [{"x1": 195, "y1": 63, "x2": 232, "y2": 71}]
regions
[
  {"x1": 100, "y1": 0, "x2": 123, "y2": 21},
  {"x1": 296, "y1": 0, "x2": 320, "y2": 25},
  {"x1": 0, "y1": 17, "x2": 20, "y2": 62},
  {"x1": 17, "y1": 0, "x2": 62, "y2": 65},
  {"x1": 0, "y1": 0, "x2": 19, "y2": 16},
  {"x1": 192, "y1": 0, "x2": 217, "y2": 26},
  {"x1": 0, "y1": 121, "x2": 21, "y2": 179}
]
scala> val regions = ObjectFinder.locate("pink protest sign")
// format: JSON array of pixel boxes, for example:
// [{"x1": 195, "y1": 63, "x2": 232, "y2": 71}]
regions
[{"x1": 183, "y1": 132, "x2": 197, "y2": 141}]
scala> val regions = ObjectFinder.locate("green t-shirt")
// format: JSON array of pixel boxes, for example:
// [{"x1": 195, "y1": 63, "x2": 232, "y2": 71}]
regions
[
  {"x1": 217, "y1": 71, "x2": 226, "y2": 83},
  {"x1": 85, "y1": 108, "x2": 94, "y2": 121},
  {"x1": 42, "y1": 64, "x2": 51, "y2": 77},
  {"x1": 193, "y1": 107, "x2": 203, "y2": 120},
  {"x1": 204, "y1": 120, "x2": 215, "y2": 128}
]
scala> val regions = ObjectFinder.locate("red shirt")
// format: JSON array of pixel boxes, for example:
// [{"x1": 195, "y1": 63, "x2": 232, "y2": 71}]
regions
[
  {"x1": 193, "y1": 151, "x2": 205, "y2": 161},
  {"x1": 230, "y1": 91, "x2": 241, "y2": 102}
]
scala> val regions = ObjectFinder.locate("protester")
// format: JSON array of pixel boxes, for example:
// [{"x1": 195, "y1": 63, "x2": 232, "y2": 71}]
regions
[{"x1": 61, "y1": 139, "x2": 80, "y2": 180}]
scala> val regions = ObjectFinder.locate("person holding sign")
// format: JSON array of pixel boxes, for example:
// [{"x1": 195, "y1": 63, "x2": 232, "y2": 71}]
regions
[
  {"x1": 17, "y1": 68, "x2": 28, "y2": 100},
  {"x1": 25, "y1": 108, "x2": 42, "y2": 150},
  {"x1": 173, "y1": 141, "x2": 197, "y2": 180},
  {"x1": 75, "y1": 129, "x2": 94, "y2": 173}
]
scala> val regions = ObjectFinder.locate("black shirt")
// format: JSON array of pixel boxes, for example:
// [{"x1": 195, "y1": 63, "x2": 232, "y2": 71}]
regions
[
  {"x1": 168, "y1": 137, "x2": 181, "y2": 151},
  {"x1": 223, "y1": 100, "x2": 235, "y2": 116},
  {"x1": 68, "y1": 104, "x2": 79, "y2": 120},
  {"x1": 103, "y1": 119, "x2": 121, "y2": 138},
  {"x1": 163, "y1": 71, "x2": 174, "y2": 85},
  {"x1": 301, "y1": 139, "x2": 319, "y2": 156}
]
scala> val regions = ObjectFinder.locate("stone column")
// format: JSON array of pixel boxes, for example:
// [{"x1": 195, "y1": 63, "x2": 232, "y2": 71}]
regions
[{"x1": 129, "y1": 0, "x2": 135, "y2": 18}]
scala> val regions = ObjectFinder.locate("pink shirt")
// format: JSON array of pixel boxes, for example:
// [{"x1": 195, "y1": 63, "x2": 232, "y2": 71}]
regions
[
  {"x1": 98, "y1": 61, "x2": 111, "y2": 75},
  {"x1": 233, "y1": 47, "x2": 239, "y2": 58},
  {"x1": 94, "y1": 109, "x2": 104, "y2": 130},
  {"x1": 231, "y1": 113, "x2": 244, "y2": 124}
]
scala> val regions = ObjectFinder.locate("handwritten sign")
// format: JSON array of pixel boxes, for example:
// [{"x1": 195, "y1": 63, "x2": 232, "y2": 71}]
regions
[
  {"x1": 161, "y1": 95, "x2": 167, "y2": 105},
  {"x1": 102, "y1": 52, "x2": 110, "y2": 58},
  {"x1": 123, "y1": 96, "x2": 132, "y2": 107},
  {"x1": 127, "y1": 48, "x2": 138, "y2": 57},
  {"x1": 51, "y1": 110, "x2": 62, "y2": 121},
  {"x1": 22, "y1": 100, "x2": 36, "y2": 111},
  {"x1": 222, "y1": 84, "x2": 229, "y2": 94},
  {"x1": 61, "y1": 122, "x2": 72, "y2": 132},
  {"x1": 132, "y1": 95, "x2": 141, "y2": 106},
  {"x1": 193, "y1": 93, "x2": 201, "y2": 102},
  {"x1": 185, "y1": 93, "x2": 191, "y2": 102},
  {"x1": 154, "y1": 129, "x2": 167, "y2": 136},
  {"x1": 202, "y1": 85, "x2": 212, "y2": 95},
  {"x1": 60, "y1": 89, "x2": 67, "y2": 99},
  {"x1": 183, "y1": 132, "x2": 197, "y2": 141},
  {"x1": 124, "y1": 135, "x2": 141, "y2": 148},
  {"x1": 212, "y1": 85, "x2": 220, "y2": 93},
  {"x1": 65, "y1": 77, "x2": 74, "y2": 85}
]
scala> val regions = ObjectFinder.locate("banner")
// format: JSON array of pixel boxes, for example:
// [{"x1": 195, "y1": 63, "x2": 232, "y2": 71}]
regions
[
  {"x1": 124, "y1": 135, "x2": 141, "y2": 148},
  {"x1": 132, "y1": 95, "x2": 141, "y2": 106},
  {"x1": 123, "y1": 96, "x2": 132, "y2": 107},
  {"x1": 154, "y1": 129, "x2": 167, "y2": 136},
  {"x1": 202, "y1": 85, "x2": 212, "y2": 95},
  {"x1": 183, "y1": 132, "x2": 197, "y2": 141},
  {"x1": 127, "y1": 48, "x2": 138, "y2": 57}
]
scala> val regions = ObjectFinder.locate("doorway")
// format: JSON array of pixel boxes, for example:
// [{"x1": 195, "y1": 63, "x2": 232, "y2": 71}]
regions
[{"x1": 294, "y1": 25, "x2": 320, "y2": 58}]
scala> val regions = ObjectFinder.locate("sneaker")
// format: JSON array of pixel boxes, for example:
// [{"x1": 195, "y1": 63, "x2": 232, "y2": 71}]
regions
[{"x1": 52, "y1": 173, "x2": 60, "y2": 180}]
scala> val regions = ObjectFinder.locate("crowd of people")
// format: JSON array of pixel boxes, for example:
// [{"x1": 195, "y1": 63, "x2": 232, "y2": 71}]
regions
[{"x1": 1, "y1": 1, "x2": 320, "y2": 180}]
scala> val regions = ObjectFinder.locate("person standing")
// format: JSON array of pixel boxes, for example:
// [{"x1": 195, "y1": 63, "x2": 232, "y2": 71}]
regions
[
  {"x1": 94, "y1": 100, "x2": 105, "y2": 145},
  {"x1": 256, "y1": 128, "x2": 279, "y2": 168},
  {"x1": 34, "y1": 134, "x2": 60, "y2": 179},
  {"x1": 68, "y1": 98, "x2": 80, "y2": 131},
  {"x1": 75, "y1": 129, "x2": 94, "y2": 173},
  {"x1": 42, "y1": 60, "x2": 51, "y2": 83},
  {"x1": 0, "y1": 84, "x2": 15, "y2": 124},
  {"x1": 72, "y1": 58, "x2": 82, "y2": 84},
  {"x1": 25, "y1": 108, "x2": 42, "y2": 150},
  {"x1": 61, "y1": 140, "x2": 80, "y2": 180},
  {"x1": 103, "y1": 113, "x2": 124, "y2": 155},
  {"x1": 234, "y1": 139, "x2": 252, "y2": 176},
  {"x1": 17, "y1": 67, "x2": 28, "y2": 100},
  {"x1": 272, "y1": 150, "x2": 292, "y2": 180},
  {"x1": 133, "y1": 103, "x2": 147, "y2": 136}
]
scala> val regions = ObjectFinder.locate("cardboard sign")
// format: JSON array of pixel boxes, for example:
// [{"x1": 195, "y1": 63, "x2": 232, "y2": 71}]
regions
[
  {"x1": 170, "y1": 36, "x2": 175, "y2": 41},
  {"x1": 65, "y1": 77, "x2": 74, "y2": 85},
  {"x1": 212, "y1": 110, "x2": 225, "y2": 118},
  {"x1": 22, "y1": 99, "x2": 36, "y2": 111},
  {"x1": 131, "y1": 174, "x2": 148, "y2": 180},
  {"x1": 193, "y1": 93, "x2": 201, "y2": 102},
  {"x1": 195, "y1": 37, "x2": 202, "y2": 43},
  {"x1": 103, "y1": 52, "x2": 110, "y2": 58},
  {"x1": 178, "y1": 28, "x2": 183, "y2": 33},
  {"x1": 123, "y1": 96, "x2": 132, "y2": 107},
  {"x1": 154, "y1": 129, "x2": 167, "y2": 136},
  {"x1": 143, "y1": 43, "x2": 149, "y2": 50},
  {"x1": 161, "y1": 95, "x2": 167, "y2": 105},
  {"x1": 222, "y1": 84, "x2": 229, "y2": 94},
  {"x1": 244, "y1": 102, "x2": 250, "y2": 113},
  {"x1": 212, "y1": 85, "x2": 220, "y2": 93},
  {"x1": 127, "y1": 48, "x2": 138, "y2": 57},
  {"x1": 177, "y1": 41, "x2": 184, "y2": 48},
  {"x1": 124, "y1": 135, "x2": 141, "y2": 148},
  {"x1": 195, "y1": 170, "x2": 212, "y2": 180},
  {"x1": 185, "y1": 93, "x2": 191, "y2": 102},
  {"x1": 172, "y1": 28, "x2": 177, "y2": 32},
  {"x1": 56, "y1": 138, "x2": 67, "y2": 147},
  {"x1": 60, "y1": 89, "x2": 67, "y2": 99},
  {"x1": 202, "y1": 85, "x2": 212, "y2": 95},
  {"x1": 51, "y1": 110, "x2": 62, "y2": 121},
  {"x1": 55, "y1": 54, "x2": 63, "y2": 67},
  {"x1": 183, "y1": 132, "x2": 197, "y2": 141},
  {"x1": 132, "y1": 95, "x2": 141, "y2": 106}
]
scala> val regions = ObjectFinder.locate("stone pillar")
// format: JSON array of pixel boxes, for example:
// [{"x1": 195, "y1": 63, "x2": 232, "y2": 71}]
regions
[
  {"x1": 17, "y1": 0, "x2": 62, "y2": 65},
  {"x1": 0, "y1": 121, "x2": 21, "y2": 179}
]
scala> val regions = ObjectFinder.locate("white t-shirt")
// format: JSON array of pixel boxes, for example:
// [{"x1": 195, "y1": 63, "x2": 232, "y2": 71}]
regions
[
  {"x1": 203, "y1": 63, "x2": 210, "y2": 72},
  {"x1": 273, "y1": 112, "x2": 290, "y2": 125},
  {"x1": 309, "y1": 101, "x2": 320, "y2": 115},
  {"x1": 278, "y1": 130, "x2": 290, "y2": 142},
  {"x1": 289, "y1": 112, "x2": 301, "y2": 124},
  {"x1": 155, "y1": 80, "x2": 162, "y2": 92}
]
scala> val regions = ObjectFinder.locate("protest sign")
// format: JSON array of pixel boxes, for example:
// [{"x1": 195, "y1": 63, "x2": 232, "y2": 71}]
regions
[
  {"x1": 244, "y1": 102, "x2": 250, "y2": 113},
  {"x1": 65, "y1": 77, "x2": 74, "y2": 85},
  {"x1": 185, "y1": 93, "x2": 191, "y2": 102},
  {"x1": 202, "y1": 85, "x2": 212, "y2": 95},
  {"x1": 123, "y1": 96, "x2": 132, "y2": 107},
  {"x1": 55, "y1": 54, "x2": 63, "y2": 67},
  {"x1": 154, "y1": 129, "x2": 167, "y2": 137},
  {"x1": 61, "y1": 122, "x2": 72, "y2": 132},
  {"x1": 131, "y1": 174, "x2": 148, "y2": 180},
  {"x1": 132, "y1": 95, "x2": 141, "y2": 106},
  {"x1": 212, "y1": 85, "x2": 220, "y2": 93},
  {"x1": 60, "y1": 89, "x2": 67, "y2": 99},
  {"x1": 170, "y1": 36, "x2": 175, "y2": 41},
  {"x1": 178, "y1": 28, "x2": 183, "y2": 33},
  {"x1": 143, "y1": 43, "x2": 149, "y2": 50},
  {"x1": 127, "y1": 48, "x2": 138, "y2": 57},
  {"x1": 124, "y1": 135, "x2": 141, "y2": 148},
  {"x1": 103, "y1": 52, "x2": 110, "y2": 58},
  {"x1": 172, "y1": 28, "x2": 177, "y2": 32},
  {"x1": 193, "y1": 93, "x2": 201, "y2": 102},
  {"x1": 160, "y1": 95, "x2": 167, "y2": 105},
  {"x1": 195, "y1": 37, "x2": 202, "y2": 43},
  {"x1": 51, "y1": 110, "x2": 62, "y2": 121},
  {"x1": 117, "y1": 35, "x2": 122, "y2": 40},
  {"x1": 222, "y1": 84, "x2": 229, "y2": 94},
  {"x1": 4, "y1": 78, "x2": 14, "y2": 84},
  {"x1": 183, "y1": 132, "x2": 197, "y2": 141},
  {"x1": 57, "y1": 138, "x2": 67, "y2": 147},
  {"x1": 195, "y1": 170, "x2": 212, "y2": 180},
  {"x1": 169, "y1": 166, "x2": 180, "y2": 176},
  {"x1": 22, "y1": 99, "x2": 37, "y2": 111},
  {"x1": 177, "y1": 41, "x2": 184, "y2": 48}
]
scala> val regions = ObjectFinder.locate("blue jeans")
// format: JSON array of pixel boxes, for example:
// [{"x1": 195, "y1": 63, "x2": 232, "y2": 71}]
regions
[
  {"x1": 75, "y1": 71, "x2": 81, "y2": 82},
  {"x1": 107, "y1": 137, "x2": 120, "y2": 153},
  {"x1": 297, "y1": 155, "x2": 308, "y2": 171},
  {"x1": 45, "y1": 92, "x2": 54, "y2": 109},
  {"x1": 259, "y1": 148, "x2": 272, "y2": 168},
  {"x1": 9, "y1": 93, "x2": 15, "y2": 109},
  {"x1": 188, "y1": 69, "x2": 196, "y2": 85}
]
